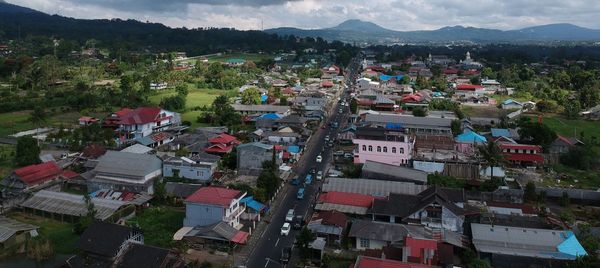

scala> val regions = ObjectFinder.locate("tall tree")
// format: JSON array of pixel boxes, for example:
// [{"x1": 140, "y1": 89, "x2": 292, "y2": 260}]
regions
[
  {"x1": 478, "y1": 140, "x2": 505, "y2": 181},
  {"x1": 15, "y1": 136, "x2": 41, "y2": 167},
  {"x1": 241, "y1": 87, "x2": 261, "y2": 105}
]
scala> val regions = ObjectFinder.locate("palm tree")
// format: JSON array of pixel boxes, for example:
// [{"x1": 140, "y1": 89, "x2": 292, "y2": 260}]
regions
[{"x1": 478, "y1": 140, "x2": 505, "y2": 182}]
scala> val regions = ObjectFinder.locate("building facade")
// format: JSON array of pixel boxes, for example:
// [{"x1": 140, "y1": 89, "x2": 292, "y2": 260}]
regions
[{"x1": 353, "y1": 127, "x2": 414, "y2": 166}]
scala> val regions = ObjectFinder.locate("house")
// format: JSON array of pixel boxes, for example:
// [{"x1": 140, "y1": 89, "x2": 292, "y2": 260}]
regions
[
  {"x1": 307, "y1": 211, "x2": 348, "y2": 246},
  {"x1": 136, "y1": 132, "x2": 175, "y2": 148},
  {"x1": 121, "y1": 144, "x2": 156, "y2": 154},
  {"x1": 82, "y1": 144, "x2": 107, "y2": 159},
  {"x1": 0, "y1": 216, "x2": 39, "y2": 249},
  {"x1": 163, "y1": 154, "x2": 221, "y2": 182},
  {"x1": 75, "y1": 221, "x2": 144, "y2": 263},
  {"x1": 471, "y1": 223, "x2": 587, "y2": 267},
  {"x1": 348, "y1": 219, "x2": 426, "y2": 250},
  {"x1": 322, "y1": 178, "x2": 426, "y2": 197},
  {"x1": 499, "y1": 143, "x2": 544, "y2": 166},
  {"x1": 205, "y1": 133, "x2": 240, "y2": 154},
  {"x1": 231, "y1": 104, "x2": 291, "y2": 116},
  {"x1": 501, "y1": 99, "x2": 523, "y2": 110},
  {"x1": 352, "y1": 126, "x2": 415, "y2": 166},
  {"x1": 114, "y1": 243, "x2": 185, "y2": 268},
  {"x1": 580, "y1": 104, "x2": 600, "y2": 119},
  {"x1": 103, "y1": 107, "x2": 179, "y2": 143},
  {"x1": 351, "y1": 256, "x2": 432, "y2": 268},
  {"x1": 368, "y1": 187, "x2": 468, "y2": 232},
  {"x1": 364, "y1": 114, "x2": 453, "y2": 135},
  {"x1": 454, "y1": 130, "x2": 487, "y2": 155},
  {"x1": 165, "y1": 182, "x2": 203, "y2": 199},
  {"x1": 549, "y1": 135, "x2": 584, "y2": 154},
  {"x1": 78, "y1": 116, "x2": 98, "y2": 126},
  {"x1": 236, "y1": 142, "x2": 277, "y2": 175},
  {"x1": 361, "y1": 160, "x2": 427, "y2": 185},
  {"x1": 88, "y1": 151, "x2": 163, "y2": 194},
  {"x1": 315, "y1": 191, "x2": 375, "y2": 215},
  {"x1": 226, "y1": 58, "x2": 246, "y2": 67},
  {"x1": 357, "y1": 77, "x2": 380, "y2": 90},
  {"x1": 2, "y1": 161, "x2": 66, "y2": 192},
  {"x1": 183, "y1": 187, "x2": 246, "y2": 229},
  {"x1": 485, "y1": 202, "x2": 537, "y2": 217},
  {"x1": 174, "y1": 221, "x2": 249, "y2": 245}
]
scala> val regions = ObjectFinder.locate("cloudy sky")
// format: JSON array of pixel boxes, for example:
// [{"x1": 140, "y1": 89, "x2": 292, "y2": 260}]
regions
[{"x1": 7, "y1": 0, "x2": 600, "y2": 31}]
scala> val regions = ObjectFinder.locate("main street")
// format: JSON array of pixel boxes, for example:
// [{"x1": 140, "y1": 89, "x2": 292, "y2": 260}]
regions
[{"x1": 244, "y1": 57, "x2": 360, "y2": 268}]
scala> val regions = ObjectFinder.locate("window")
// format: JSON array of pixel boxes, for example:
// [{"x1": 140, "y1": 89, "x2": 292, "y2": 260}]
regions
[
  {"x1": 368, "y1": 145, "x2": 373, "y2": 152},
  {"x1": 377, "y1": 146, "x2": 381, "y2": 152},
  {"x1": 383, "y1": 146, "x2": 387, "y2": 153},
  {"x1": 400, "y1": 148, "x2": 404, "y2": 154},
  {"x1": 359, "y1": 238, "x2": 370, "y2": 248},
  {"x1": 392, "y1": 147, "x2": 396, "y2": 153},
  {"x1": 362, "y1": 145, "x2": 367, "y2": 151}
]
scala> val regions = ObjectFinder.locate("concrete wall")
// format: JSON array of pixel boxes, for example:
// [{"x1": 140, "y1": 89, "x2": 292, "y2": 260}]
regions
[
  {"x1": 353, "y1": 138, "x2": 412, "y2": 166},
  {"x1": 184, "y1": 203, "x2": 224, "y2": 227},
  {"x1": 163, "y1": 163, "x2": 214, "y2": 182},
  {"x1": 237, "y1": 147, "x2": 272, "y2": 175},
  {"x1": 354, "y1": 237, "x2": 387, "y2": 251}
]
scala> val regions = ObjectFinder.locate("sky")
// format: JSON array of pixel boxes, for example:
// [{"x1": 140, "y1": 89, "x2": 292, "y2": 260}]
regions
[{"x1": 7, "y1": 0, "x2": 600, "y2": 31}]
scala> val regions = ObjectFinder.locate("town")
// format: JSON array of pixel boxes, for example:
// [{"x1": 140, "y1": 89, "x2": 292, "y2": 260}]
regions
[{"x1": 1, "y1": 1, "x2": 600, "y2": 268}]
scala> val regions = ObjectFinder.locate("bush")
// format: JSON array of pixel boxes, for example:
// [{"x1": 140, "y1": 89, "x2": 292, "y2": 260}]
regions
[{"x1": 412, "y1": 107, "x2": 427, "y2": 117}]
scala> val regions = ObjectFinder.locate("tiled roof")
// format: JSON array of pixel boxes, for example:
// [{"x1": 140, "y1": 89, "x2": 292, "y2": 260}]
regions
[
  {"x1": 186, "y1": 187, "x2": 242, "y2": 206},
  {"x1": 500, "y1": 143, "x2": 542, "y2": 152},
  {"x1": 318, "y1": 191, "x2": 374, "y2": 207},
  {"x1": 456, "y1": 84, "x2": 484, "y2": 91},
  {"x1": 14, "y1": 161, "x2": 62, "y2": 186},
  {"x1": 208, "y1": 133, "x2": 238, "y2": 144},
  {"x1": 113, "y1": 107, "x2": 167, "y2": 125},
  {"x1": 353, "y1": 256, "x2": 432, "y2": 268}
]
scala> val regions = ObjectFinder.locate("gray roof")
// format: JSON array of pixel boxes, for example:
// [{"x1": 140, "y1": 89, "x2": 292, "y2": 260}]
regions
[
  {"x1": 186, "y1": 221, "x2": 239, "y2": 242},
  {"x1": 0, "y1": 216, "x2": 38, "y2": 243},
  {"x1": 307, "y1": 219, "x2": 343, "y2": 236},
  {"x1": 322, "y1": 178, "x2": 426, "y2": 197},
  {"x1": 20, "y1": 190, "x2": 126, "y2": 220},
  {"x1": 365, "y1": 114, "x2": 452, "y2": 128},
  {"x1": 362, "y1": 160, "x2": 428, "y2": 184},
  {"x1": 95, "y1": 151, "x2": 162, "y2": 178},
  {"x1": 471, "y1": 223, "x2": 584, "y2": 260},
  {"x1": 165, "y1": 182, "x2": 203, "y2": 199},
  {"x1": 121, "y1": 144, "x2": 155, "y2": 154},
  {"x1": 348, "y1": 220, "x2": 425, "y2": 242},
  {"x1": 237, "y1": 142, "x2": 273, "y2": 151},
  {"x1": 537, "y1": 187, "x2": 600, "y2": 201},
  {"x1": 314, "y1": 203, "x2": 368, "y2": 215},
  {"x1": 231, "y1": 104, "x2": 290, "y2": 113}
]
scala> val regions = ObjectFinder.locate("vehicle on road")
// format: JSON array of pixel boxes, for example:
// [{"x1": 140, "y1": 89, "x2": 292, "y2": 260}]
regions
[
  {"x1": 327, "y1": 141, "x2": 334, "y2": 147},
  {"x1": 291, "y1": 178, "x2": 300, "y2": 186},
  {"x1": 331, "y1": 122, "x2": 339, "y2": 128},
  {"x1": 280, "y1": 222, "x2": 291, "y2": 236},
  {"x1": 344, "y1": 152, "x2": 354, "y2": 158},
  {"x1": 309, "y1": 168, "x2": 316, "y2": 174},
  {"x1": 316, "y1": 171, "x2": 323, "y2": 181},
  {"x1": 305, "y1": 174, "x2": 313, "y2": 185},
  {"x1": 297, "y1": 188, "x2": 305, "y2": 199},
  {"x1": 324, "y1": 135, "x2": 330, "y2": 142},
  {"x1": 321, "y1": 125, "x2": 326, "y2": 129},
  {"x1": 333, "y1": 151, "x2": 344, "y2": 156},
  {"x1": 286, "y1": 209, "x2": 295, "y2": 222},
  {"x1": 316, "y1": 155, "x2": 322, "y2": 163},
  {"x1": 281, "y1": 247, "x2": 291, "y2": 264},
  {"x1": 293, "y1": 215, "x2": 304, "y2": 230},
  {"x1": 338, "y1": 108, "x2": 343, "y2": 114}
]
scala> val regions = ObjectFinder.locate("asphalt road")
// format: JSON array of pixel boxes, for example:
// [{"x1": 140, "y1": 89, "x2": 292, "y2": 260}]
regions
[{"x1": 244, "y1": 57, "x2": 360, "y2": 268}]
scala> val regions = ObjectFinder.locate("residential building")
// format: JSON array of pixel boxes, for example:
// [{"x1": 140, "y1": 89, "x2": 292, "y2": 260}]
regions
[
  {"x1": 163, "y1": 154, "x2": 221, "y2": 182},
  {"x1": 454, "y1": 130, "x2": 487, "y2": 155},
  {"x1": 580, "y1": 104, "x2": 600, "y2": 119},
  {"x1": 315, "y1": 191, "x2": 374, "y2": 215},
  {"x1": 348, "y1": 219, "x2": 426, "y2": 251},
  {"x1": 0, "y1": 216, "x2": 38, "y2": 249},
  {"x1": 236, "y1": 142, "x2": 277, "y2": 175},
  {"x1": 103, "y1": 107, "x2": 179, "y2": 143},
  {"x1": 364, "y1": 114, "x2": 453, "y2": 135},
  {"x1": 75, "y1": 221, "x2": 144, "y2": 264},
  {"x1": 322, "y1": 178, "x2": 426, "y2": 197},
  {"x1": 361, "y1": 160, "x2": 427, "y2": 185},
  {"x1": 165, "y1": 182, "x2": 203, "y2": 199},
  {"x1": 499, "y1": 143, "x2": 544, "y2": 166},
  {"x1": 471, "y1": 223, "x2": 587, "y2": 267},
  {"x1": 352, "y1": 256, "x2": 432, "y2": 268},
  {"x1": 183, "y1": 187, "x2": 246, "y2": 229},
  {"x1": 2, "y1": 161, "x2": 66, "y2": 192},
  {"x1": 501, "y1": 99, "x2": 523, "y2": 110},
  {"x1": 88, "y1": 151, "x2": 163, "y2": 194},
  {"x1": 204, "y1": 133, "x2": 240, "y2": 154},
  {"x1": 78, "y1": 116, "x2": 98, "y2": 126},
  {"x1": 549, "y1": 135, "x2": 584, "y2": 154},
  {"x1": 307, "y1": 211, "x2": 347, "y2": 246},
  {"x1": 226, "y1": 58, "x2": 246, "y2": 67},
  {"x1": 352, "y1": 126, "x2": 415, "y2": 166},
  {"x1": 231, "y1": 104, "x2": 291, "y2": 116}
]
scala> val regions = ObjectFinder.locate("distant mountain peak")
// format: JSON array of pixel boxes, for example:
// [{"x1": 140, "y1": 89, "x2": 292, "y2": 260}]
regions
[{"x1": 330, "y1": 19, "x2": 390, "y2": 32}]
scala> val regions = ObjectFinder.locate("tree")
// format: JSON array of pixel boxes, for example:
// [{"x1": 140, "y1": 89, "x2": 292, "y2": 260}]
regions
[
  {"x1": 296, "y1": 227, "x2": 316, "y2": 259},
  {"x1": 349, "y1": 98, "x2": 358, "y2": 114},
  {"x1": 478, "y1": 141, "x2": 505, "y2": 181},
  {"x1": 15, "y1": 136, "x2": 41, "y2": 167},
  {"x1": 412, "y1": 107, "x2": 427, "y2": 117},
  {"x1": 560, "y1": 146, "x2": 597, "y2": 170},
  {"x1": 154, "y1": 179, "x2": 166, "y2": 202},
  {"x1": 175, "y1": 147, "x2": 189, "y2": 157},
  {"x1": 220, "y1": 149, "x2": 237, "y2": 170},
  {"x1": 211, "y1": 95, "x2": 240, "y2": 128},
  {"x1": 75, "y1": 194, "x2": 97, "y2": 234},
  {"x1": 451, "y1": 120, "x2": 462, "y2": 136},
  {"x1": 560, "y1": 191, "x2": 571, "y2": 207},
  {"x1": 241, "y1": 87, "x2": 261, "y2": 105},
  {"x1": 427, "y1": 173, "x2": 465, "y2": 188},
  {"x1": 563, "y1": 99, "x2": 581, "y2": 119},
  {"x1": 256, "y1": 160, "x2": 280, "y2": 199},
  {"x1": 524, "y1": 181, "x2": 537, "y2": 202},
  {"x1": 29, "y1": 106, "x2": 48, "y2": 128},
  {"x1": 518, "y1": 122, "x2": 557, "y2": 150}
]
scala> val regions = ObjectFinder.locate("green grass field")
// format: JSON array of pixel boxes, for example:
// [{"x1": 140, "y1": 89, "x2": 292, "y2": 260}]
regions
[
  {"x1": 205, "y1": 52, "x2": 272, "y2": 63},
  {"x1": 8, "y1": 212, "x2": 78, "y2": 254},
  {"x1": 149, "y1": 88, "x2": 222, "y2": 109},
  {"x1": 536, "y1": 115, "x2": 600, "y2": 138},
  {"x1": 0, "y1": 110, "x2": 107, "y2": 137},
  {"x1": 126, "y1": 206, "x2": 184, "y2": 248}
]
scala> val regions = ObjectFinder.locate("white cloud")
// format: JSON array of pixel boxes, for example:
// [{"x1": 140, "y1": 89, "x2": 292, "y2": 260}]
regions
[{"x1": 7, "y1": 0, "x2": 600, "y2": 31}]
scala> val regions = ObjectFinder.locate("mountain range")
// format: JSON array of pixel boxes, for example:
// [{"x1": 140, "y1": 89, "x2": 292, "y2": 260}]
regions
[{"x1": 266, "y1": 19, "x2": 600, "y2": 44}]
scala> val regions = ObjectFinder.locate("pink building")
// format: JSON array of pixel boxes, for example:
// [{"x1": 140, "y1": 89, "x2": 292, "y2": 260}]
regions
[{"x1": 352, "y1": 126, "x2": 414, "y2": 166}]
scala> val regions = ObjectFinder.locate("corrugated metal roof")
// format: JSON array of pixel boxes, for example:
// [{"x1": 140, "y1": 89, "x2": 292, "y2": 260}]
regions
[
  {"x1": 362, "y1": 161, "x2": 428, "y2": 184},
  {"x1": 20, "y1": 190, "x2": 126, "y2": 220},
  {"x1": 322, "y1": 178, "x2": 426, "y2": 197},
  {"x1": 0, "y1": 216, "x2": 38, "y2": 243},
  {"x1": 314, "y1": 203, "x2": 368, "y2": 215},
  {"x1": 94, "y1": 151, "x2": 162, "y2": 178}
]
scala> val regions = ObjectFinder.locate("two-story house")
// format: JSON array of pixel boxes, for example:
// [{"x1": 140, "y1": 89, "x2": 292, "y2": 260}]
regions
[
  {"x1": 183, "y1": 187, "x2": 246, "y2": 229},
  {"x1": 236, "y1": 142, "x2": 280, "y2": 175},
  {"x1": 162, "y1": 153, "x2": 221, "y2": 182},
  {"x1": 499, "y1": 143, "x2": 544, "y2": 166},
  {"x1": 353, "y1": 126, "x2": 415, "y2": 166},
  {"x1": 88, "y1": 151, "x2": 162, "y2": 194},
  {"x1": 103, "y1": 107, "x2": 179, "y2": 144}
]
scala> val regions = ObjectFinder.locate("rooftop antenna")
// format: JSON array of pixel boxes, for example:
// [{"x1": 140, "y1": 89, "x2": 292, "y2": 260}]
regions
[{"x1": 261, "y1": 19, "x2": 264, "y2": 31}]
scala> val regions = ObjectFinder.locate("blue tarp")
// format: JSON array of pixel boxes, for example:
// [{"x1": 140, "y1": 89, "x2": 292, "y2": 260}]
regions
[
  {"x1": 385, "y1": 123, "x2": 403, "y2": 130},
  {"x1": 557, "y1": 232, "x2": 588, "y2": 258},
  {"x1": 240, "y1": 196, "x2": 266, "y2": 212},
  {"x1": 379, "y1": 74, "x2": 404, "y2": 81},
  {"x1": 260, "y1": 95, "x2": 268, "y2": 103},
  {"x1": 491, "y1": 128, "x2": 511, "y2": 138},
  {"x1": 456, "y1": 130, "x2": 487, "y2": 143},
  {"x1": 258, "y1": 113, "x2": 281, "y2": 120},
  {"x1": 287, "y1": 145, "x2": 300, "y2": 154}
]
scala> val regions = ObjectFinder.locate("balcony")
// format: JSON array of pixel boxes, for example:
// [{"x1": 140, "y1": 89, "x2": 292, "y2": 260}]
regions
[{"x1": 223, "y1": 205, "x2": 245, "y2": 223}]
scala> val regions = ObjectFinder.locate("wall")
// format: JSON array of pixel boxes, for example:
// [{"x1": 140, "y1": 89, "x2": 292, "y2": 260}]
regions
[
  {"x1": 237, "y1": 147, "x2": 271, "y2": 175},
  {"x1": 163, "y1": 163, "x2": 214, "y2": 182},
  {"x1": 354, "y1": 237, "x2": 387, "y2": 251},
  {"x1": 353, "y1": 138, "x2": 412, "y2": 166},
  {"x1": 183, "y1": 203, "x2": 224, "y2": 227}
]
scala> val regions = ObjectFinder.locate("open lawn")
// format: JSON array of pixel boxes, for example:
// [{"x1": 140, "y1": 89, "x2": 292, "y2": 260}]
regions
[
  {"x1": 206, "y1": 52, "x2": 272, "y2": 63},
  {"x1": 0, "y1": 144, "x2": 15, "y2": 177},
  {"x1": 127, "y1": 206, "x2": 185, "y2": 248},
  {"x1": 535, "y1": 115, "x2": 600, "y2": 138},
  {"x1": 149, "y1": 88, "x2": 223, "y2": 110},
  {"x1": 462, "y1": 105, "x2": 506, "y2": 118},
  {"x1": 0, "y1": 110, "x2": 107, "y2": 137},
  {"x1": 8, "y1": 212, "x2": 78, "y2": 254}
]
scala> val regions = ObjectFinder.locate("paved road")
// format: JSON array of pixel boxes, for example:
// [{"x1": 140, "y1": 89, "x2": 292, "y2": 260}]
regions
[{"x1": 244, "y1": 57, "x2": 361, "y2": 268}]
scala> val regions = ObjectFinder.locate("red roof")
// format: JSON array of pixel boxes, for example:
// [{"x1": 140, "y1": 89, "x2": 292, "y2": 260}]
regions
[
  {"x1": 504, "y1": 153, "x2": 544, "y2": 163},
  {"x1": 205, "y1": 144, "x2": 234, "y2": 154},
  {"x1": 61, "y1": 170, "x2": 80, "y2": 179},
  {"x1": 443, "y1": 69, "x2": 459, "y2": 75},
  {"x1": 463, "y1": 70, "x2": 479, "y2": 76},
  {"x1": 456, "y1": 84, "x2": 484, "y2": 91},
  {"x1": 14, "y1": 161, "x2": 63, "y2": 186},
  {"x1": 499, "y1": 143, "x2": 542, "y2": 152},
  {"x1": 318, "y1": 192, "x2": 374, "y2": 207},
  {"x1": 82, "y1": 144, "x2": 107, "y2": 158},
  {"x1": 111, "y1": 107, "x2": 170, "y2": 125},
  {"x1": 78, "y1": 116, "x2": 98, "y2": 123},
  {"x1": 402, "y1": 93, "x2": 423, "y2": 103},
  {"x1": 208, "y1": 133, "x2": 239, "y2": 145},
  {"x1": 314, "y1": 210, "x2": 348, "y2": 228},
  {"x1": 186, "y1": 187, "x2": 242, "y2": 206},
  {"x1": 231, "y1": 230, "x2": 249, "y2": 244},
  {"x1": 352, "y1": 256, "x2": 432, "y2": 268},
  {"x1": 321, "y1": 80, "x2": 334, "y2": 87}
]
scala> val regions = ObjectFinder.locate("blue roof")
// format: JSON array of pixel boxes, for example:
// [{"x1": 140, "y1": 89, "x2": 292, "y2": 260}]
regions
[
  {"x1": 240, "y1": 196, "x2": 266, "y2": 212},
  {"x1": 491, "y1": 128, "x2": 511, "y2": 138},
  {"x1": 379, "y1": 74, "x2": 404, "y2": 82},
  {"x1": 385, "y1": 123, "x2": 403, "y2": 130},
  {"x1": 456, "y1": 130, "x2": 487, "y2": 143},
  {"x1": 287, "y1": 145, "x2": 300, "y2": 154},
  {"x1": 260, "y1": 95, "x2": 268, "y2": 103},
  {"x1": 502, "y1": 99, "x2": 521, "y2": 105},
  {"x1": 258, "y1": 113, "x2": 281, "y2": 120},
  {"x1": 557, "y1": 232, "x2": 587, "y2": 258}
]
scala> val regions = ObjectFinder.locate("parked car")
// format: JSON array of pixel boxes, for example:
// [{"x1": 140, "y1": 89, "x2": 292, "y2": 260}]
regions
[
  {"x1": 327, "y1": 141, "x2": 334, "y2": 147},
  {"x1": 280, "y1": 222, "x2": 291, "y2": 236},
  {"x1": 281, "y1": 247, "x2": 291, "y2": 264},
  {"x1": 286, "y1": 209, "x2": 295, "y2": 222},
  {"x1": 297, "y1": 188, "x2": 305, "y2": 199},
  {"x1": 309, "y1": 168, "x2": 316, "y2": 174},
  {"x1": 316, "y1": 171, "x2": 323, "y2": 181},
  {"x1": 333, "y1": 151, "x2": 344, "y2": 156},
  {"x1": 305, "y1": 174, "x2": 313, "y2": 185},
  {"x1": 316, "y1": 155, "x2": 322, "y2": 163},
  {"x1": 344, "y1": 152, "x2": 353, "y2": 158},
  {"x1": 291, "y1": 178, "x2": 300, "y2": 186},
  {"x1": 331, "y1": 122, "x2": 339, "y2": 128},
  {"x1": 293, "y1": 215, "x2": 304, "y2": 230},
  {"x1": 324, "y1": 135, "x2": 330, "y2": 142}
]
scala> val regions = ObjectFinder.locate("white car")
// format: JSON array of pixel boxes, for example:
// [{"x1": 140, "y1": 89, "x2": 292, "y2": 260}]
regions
[
  {"x1": 281, "y1": 222, "x2": 291, "y2": 236},
  {"x1": 285, "y1": 209, "x2": 295, "y2": 222},
  {"x1": 316, "y1": 155, "x2": 323, "y2": 163},
  {"x1": 316, "y1": 171, "x2": 323, "y2": 181}
]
